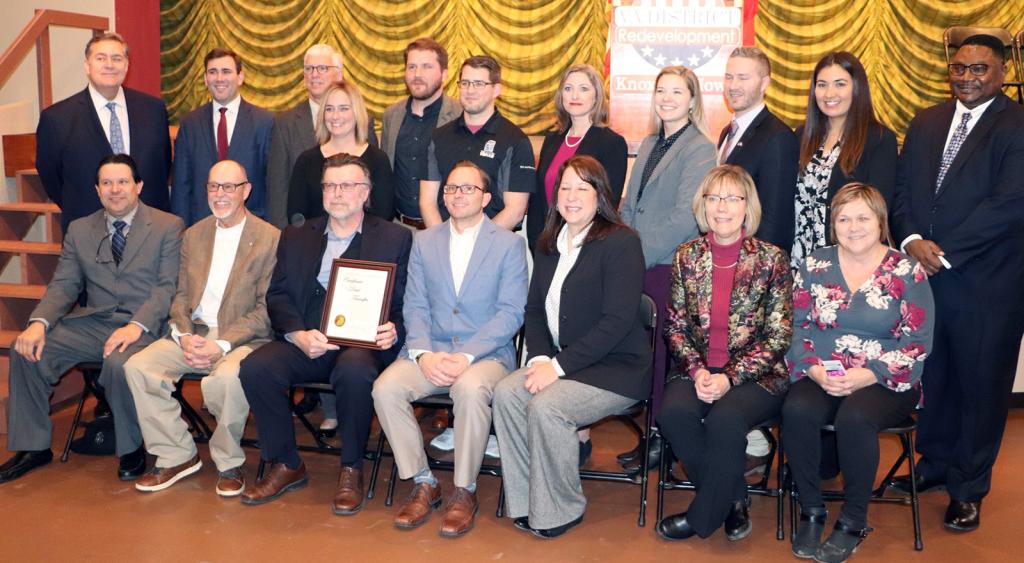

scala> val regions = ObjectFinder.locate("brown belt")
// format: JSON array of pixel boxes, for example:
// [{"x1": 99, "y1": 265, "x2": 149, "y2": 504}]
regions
[{"x1": 399, "y1": 214, "x2": 426, "y2": 230}]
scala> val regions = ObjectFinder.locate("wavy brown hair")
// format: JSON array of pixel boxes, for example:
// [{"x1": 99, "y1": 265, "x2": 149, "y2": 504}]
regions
[{"x1": 537, "y1": 155, "x2": 632, "y2": 255}]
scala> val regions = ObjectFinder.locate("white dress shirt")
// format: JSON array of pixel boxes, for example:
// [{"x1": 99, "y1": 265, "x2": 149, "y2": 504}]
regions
[
  {"x1": 212, "y1": 95, "x2": 242, "y2": 146},
  {"x1": 719, "y1": 103, "x2": 764, "y2": 162},
  {"x1": 899, "y1": 97, "x2": 997, "y2": 269},
  {"x1": 88, "y1": 84, "x2": 130, "y2": 154}
]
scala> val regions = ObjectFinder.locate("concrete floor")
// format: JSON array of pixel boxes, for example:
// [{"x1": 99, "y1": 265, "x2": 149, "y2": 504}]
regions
[{"x1": 0, "y1": 391, "x2": 1020, "y2": 562}]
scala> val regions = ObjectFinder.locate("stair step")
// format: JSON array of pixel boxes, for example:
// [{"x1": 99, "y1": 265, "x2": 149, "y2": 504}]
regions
[
  {"x1": 0, "y1": 283, "x2": 45, "y2": 299},
  {"x1": 0, "y1": 240, "x2": 61, "y2": 255},
  {"x1": 0, "y1": 202, "x2": 59, "y2": 213}
]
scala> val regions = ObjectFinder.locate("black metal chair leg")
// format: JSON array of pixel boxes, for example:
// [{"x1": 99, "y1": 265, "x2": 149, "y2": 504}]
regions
[
  {"x1": 385, "y1": 461, "x2": 399, "y2": 506},
  {"x1": 367, "y1": 433, "x2": 385, "y2": 500},
  {"x1": 61, "y1": 386, "x2": 91, "y2": 462},
  {"x1": 776, "y1": 434, "x2": 785, "y2": 541},
  {"x1": 906, "y1": 432, "x2": 923, "y2": 551},
  {"x1": 496, "y1": 478, "x2": 505, "y2": 518}
]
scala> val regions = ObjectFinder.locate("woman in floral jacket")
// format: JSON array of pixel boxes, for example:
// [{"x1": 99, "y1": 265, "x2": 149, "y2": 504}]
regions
[
  {"x1": 656, "y1": 165, "x2": 793, "y2": 542},
  {"x1": 783, "y1": 183, "x2": 934, "y2": 563}
]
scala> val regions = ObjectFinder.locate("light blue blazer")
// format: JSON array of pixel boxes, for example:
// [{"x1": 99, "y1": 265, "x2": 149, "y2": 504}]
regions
[{"x1": 399, "y1": 216, "x2": 528, "y2": 371}]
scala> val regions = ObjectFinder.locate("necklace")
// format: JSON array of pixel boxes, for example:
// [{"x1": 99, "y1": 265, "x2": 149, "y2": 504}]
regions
[
  {"x1": 712, "y1": 260, "x2": 738, "y2": 269},
  {"x1": 564, "y1": 126, "x2": 587, "y2": 148}
]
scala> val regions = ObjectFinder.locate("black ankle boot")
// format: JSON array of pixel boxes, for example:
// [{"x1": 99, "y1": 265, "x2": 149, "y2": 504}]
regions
[
  {"x1": 622, "y1": 433, "x2": 663, "y2": 476},
  {"x1": 814, "y1": 520, "x2": 871, "y2": 563},
  {"x1": 792, "y1": 508, "x2": 827, "y2": 559}
]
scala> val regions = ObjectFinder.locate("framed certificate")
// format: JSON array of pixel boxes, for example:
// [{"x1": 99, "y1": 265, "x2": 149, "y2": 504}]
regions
[{"x1": 320, "y1": 258, "x2": 397, "y2": 349}]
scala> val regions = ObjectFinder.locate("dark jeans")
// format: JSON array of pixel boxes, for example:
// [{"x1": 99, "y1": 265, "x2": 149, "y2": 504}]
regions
[
  {"x1": 239, "y1": 340, "x2": 380, "y2": 469},
  {"x1": 781, "y1": 377, "x2": 919, "y2": 528},
  {"x1": 657, "y1": 378, "x2": 782, "y2": 537}
]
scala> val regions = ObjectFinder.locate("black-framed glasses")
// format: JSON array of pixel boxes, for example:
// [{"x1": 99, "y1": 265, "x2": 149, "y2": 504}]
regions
[
  {"x1": 457, "y1": 80, "x2": 492, "y2": 90},
  {"x1": 948, "y1": 63, "x2": 990, "y2": 77},
  {"x1": 206, "y1": 181, "x2": 249, "y2": 193},
  {"x1": 442, "y1": 184, "x2": 484, "y2": 195},
  {"x1": 703, "y1": 194, "x2": 746, "y2": 205},
  {"x1": 303, "y1": 64, "x2": 340, "y2": 75},
  {"x1": 322, "y1": 181, "x2": 370, "y2": 193}
]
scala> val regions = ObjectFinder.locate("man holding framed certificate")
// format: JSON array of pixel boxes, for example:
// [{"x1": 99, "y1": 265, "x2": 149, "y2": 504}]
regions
[
  {"x1": 237, "y1": 153, "x2": 412, "y2": 513},
  {"x1": 373, "y1": 160, "x2": 528, "y2": 537}
]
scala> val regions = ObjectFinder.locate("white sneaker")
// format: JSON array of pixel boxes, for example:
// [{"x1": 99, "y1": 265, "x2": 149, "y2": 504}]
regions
[
  {"x1": 484, "y1": 435, "x2": 500, "y2": 458},
  {"x1": 430, "y1": 428, "x2": 455, "y2": 451}
]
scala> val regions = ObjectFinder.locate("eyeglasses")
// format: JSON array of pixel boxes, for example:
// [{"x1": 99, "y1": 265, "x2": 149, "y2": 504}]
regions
[
  {"x1": 703, "y1": 194, "x2": 746, "y2": 205},
  {"x1": 303, "y1": 64, "x2": 340, "y2": 75},
  {"x1": 322, "y1": 181, "x2": 370, "y2": 193},
  {"x1": 948, "y1": 63, "x2": 990, "y2": 77},
  {"x1": 206, "y1": 181, "x2": 249, "y2": 193},
  {"x1": 457, "y1": 80, "x2": 493, "y2": 90},
  {"x1": 442, "y1": 184, "x2": 485, "y2": 195}
]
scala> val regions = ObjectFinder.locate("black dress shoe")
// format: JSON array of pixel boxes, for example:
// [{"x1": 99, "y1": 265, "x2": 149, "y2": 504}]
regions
[
  {"x1": 814, "y1": 520, "x2": 870, "y2": 563},
  {"x1": 578, "y1": 440, "x2": 592, "y2": 468},
  {"x1": 889, "y1": 473, "x2": 945, "y2": 495},
  {"x1": 118, "y1": 446, "x2": 147, "y2": 481},
  {"x1": 513, "y1": 517, "x2": 532, "y2": 533},
  {"x1": 656, "y1": 512, "x2": 698, "y2": 540},
  {"x1": 724, "y1": 496, "x2": 752, "y2": 541},
  {"x1": 944, "y1": 500, "x2": 981, "y2": 532},
  {"x1": 616, "y1": 442, "x2": 641, "y2": 464},
  {"x1": 0, "y1": 450, "x2": 53, "y2": 484},
  {"x1": 622, "y1": 434, "x2": 663, "y2": 475},
  {"x1": 792, "y1": 509, "x2": 828, "y2": 559},
  {"x1": 530, "y1": 514, "x2": 583, "y2": 539}
]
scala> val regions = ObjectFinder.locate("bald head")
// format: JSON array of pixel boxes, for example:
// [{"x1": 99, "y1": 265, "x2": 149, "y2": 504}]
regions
[{"x1": 206, "y1": 160, "x2": 251, "y2": 227}]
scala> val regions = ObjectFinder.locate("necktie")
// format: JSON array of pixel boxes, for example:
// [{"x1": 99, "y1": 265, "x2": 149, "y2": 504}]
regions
[
  {"x1": 112, "y1": 220, "x2": 127, "y2": 265},
  {"x1": 217, "y1": 107, "x2": 229, "y2": 161},
  {"x1": 719, "y1": 119, "x2": 738, "y2": 164},
  {"x1": 106, "y1": 101, "x2": 126, "y2": 155},
  {"x1": 935, "y1": 112, "x2": 972, "y2": 192}
]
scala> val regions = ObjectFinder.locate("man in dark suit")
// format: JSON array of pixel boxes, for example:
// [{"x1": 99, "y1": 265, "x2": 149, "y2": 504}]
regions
[
  {"x1": 0, "y1": 154, "x2": 183, "y2": 485},
  {"x1": 380, "y1": 37, "x2": 462, "y2": 229},
  {"x1": 265, "y1": 44, "x2": 378, "y2": 228},
  {"x1": 891, "y1": 34, "x2": 1024, "y2": 532},
  {"x1": 238, "y1": 153, "x2": 412, "y2": 513},
  {"x1": 718, "y1": 46, "x2": 798, "y2": 252},
  {"x1": 170, "y1": 48, "x2": 274, "y2": 225},
  {"x1": 35, "y1": 33, "x2": 171, "y2": 232}
]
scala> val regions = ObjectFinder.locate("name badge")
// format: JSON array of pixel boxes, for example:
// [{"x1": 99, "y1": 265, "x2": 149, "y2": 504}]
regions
[{"x1": 479, "y1": 140, "x2": 496, "y2": 159}]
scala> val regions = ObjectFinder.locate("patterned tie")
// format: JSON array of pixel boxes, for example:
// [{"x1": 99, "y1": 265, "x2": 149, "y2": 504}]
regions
[
  {"x1": 106, "y1": 101, "x2": 126, "y2": 155},
  {"x1": 112, "y1": 220, "x2": 127, "y2": 265},
  {"x1": 935, "y1": 112, "x2": 972, "y2": 192},
  {"x1": 719, "y1": 119, "x2": 738, "y2": 164},
  {"x1": 217, "y1": 107, "x2": 229, "y2": 161}
]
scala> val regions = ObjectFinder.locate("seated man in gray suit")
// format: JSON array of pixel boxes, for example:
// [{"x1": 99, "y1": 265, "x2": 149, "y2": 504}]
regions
[
  {"x1": 373, "y1": 160, "x2": 528, "y2": 537},
  {"x1": 125, "y1": 160, "x2": 279, "y2": 497},
  {"x1": 0, "y1": 154, "x2": 183, "y2": 484}
]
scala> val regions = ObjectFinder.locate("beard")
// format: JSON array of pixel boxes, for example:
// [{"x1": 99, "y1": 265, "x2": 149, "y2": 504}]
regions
[{"x1": 408, "y1": 77, "x2": 443, "y2": 101}]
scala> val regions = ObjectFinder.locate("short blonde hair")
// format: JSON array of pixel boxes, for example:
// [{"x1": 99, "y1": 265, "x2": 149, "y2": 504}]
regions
[
  {"x1": 692, "y1": 164, "x2": 761, "y2": 238},
  {"x1": 315, "y1": 80, "x2": 369, "y2": 146},
  {"x1": 553, "y1": 64, "x2": 609, "y2": 131},
  {"x1": 829, "y1": 182, "x2": 893, "y2": 246},
  {"x1": 649, "y1": 66, "x2": 710, "y2": 140}
]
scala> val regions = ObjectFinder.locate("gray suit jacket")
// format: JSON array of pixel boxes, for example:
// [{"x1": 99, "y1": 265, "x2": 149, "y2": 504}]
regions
[
  {"x1": 31, "y1": 202, "x2": 184, "y2": 336},
  {"x1": 265, "y1": 99, "x2": 379, "y2": 228},
  {"x1": 168, "y1": 212, "x2": 280, "y2": 349},
  {"x1": 398, "y1": 216, "x2": 528, "y2": 371},
  {"x1": 619, "y1": 126, "x2": 716, "y2": 268},
  {"x1": 380, "y1": 94, "x2": 462, "y2": 166}
]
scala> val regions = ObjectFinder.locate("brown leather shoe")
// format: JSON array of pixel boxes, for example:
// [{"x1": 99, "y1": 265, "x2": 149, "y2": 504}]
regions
[
  {"x1": 332, "y1": 466, "x2": 364, "y2": 515},
  {"x1": 394, "y1": 481, "x2": 442, "y2": 529},
  {"x1": 439, "y1": 487, "x2": 479, "y2": 538},
  {"x1": 239, "y1": 462, "x2": 307, "y2": 505},
  {"x1": 135, "y1": 455, "x2": 202, "y2": 493},
  {"x1": 216, "y1": 466, "x2": 246, "y2": 498}
]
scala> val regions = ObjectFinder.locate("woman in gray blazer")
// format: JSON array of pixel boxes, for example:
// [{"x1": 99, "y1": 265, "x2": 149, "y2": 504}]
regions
[{"x1": 619, "y1": 66, "x2": 716, "y2": 469}]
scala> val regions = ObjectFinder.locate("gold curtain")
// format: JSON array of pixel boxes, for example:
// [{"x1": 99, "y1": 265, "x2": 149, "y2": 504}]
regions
[
  {"x1": 756, "y1": 0, "x2": 1024, "y2": 142},
  {"x1": 160, "y1": 0, "x2": 610, "y2": 135}
]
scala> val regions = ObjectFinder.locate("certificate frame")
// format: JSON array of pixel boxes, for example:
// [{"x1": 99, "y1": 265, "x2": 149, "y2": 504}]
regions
[{"x1": 320, "y1": 258, "x2": 397, "y2": 349}]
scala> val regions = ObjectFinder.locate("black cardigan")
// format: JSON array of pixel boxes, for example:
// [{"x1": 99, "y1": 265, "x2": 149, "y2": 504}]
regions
[
  {"x1": 526, "y1": 125, "x2": 628, "y2": 249},
  {"x1": 525, "y1": 227, "x2": 652, "y2": 400}
]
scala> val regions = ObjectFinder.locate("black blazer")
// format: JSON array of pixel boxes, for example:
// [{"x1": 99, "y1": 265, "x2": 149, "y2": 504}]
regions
[
  {"x1": 718, "y1": 107, "x2": 798, "y2": 251},
  {"x1": 526, "y1": 126, "x2": 628, "y2": 249},
  {"x1": 36, "y1": 87, "x2": 171, "y2": 231},
  {"x1": 287, "y1": 144, "x2": 395, "y2": 224},
  {"x1": 892, "y1": 94, "x2": 1024, "y2": 313},
  {"x1": 266, "y1": 213, "x2": 412, "y2": 364},
  {"x1": 525, "y1": 228, "x2": 652, "y2": 400},
  {"x1": 795, "y1": 121, "x2": 897, "y2": 230}
]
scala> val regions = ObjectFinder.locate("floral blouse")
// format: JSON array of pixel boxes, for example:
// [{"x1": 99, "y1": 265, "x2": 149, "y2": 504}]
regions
[
  {"x1": 791, "y1": 144, "x2": 841, "y2": 268},
  {"x1": 787, "y1": 246, "x2": 935, "y2": 392}
]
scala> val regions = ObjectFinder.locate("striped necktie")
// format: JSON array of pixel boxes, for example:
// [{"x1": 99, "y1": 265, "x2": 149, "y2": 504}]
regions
[
  {"x1": 106, "y1": 101, "x2": 126, "y2": 154},
  {"x1": 112, "y1": 220, "x2": 127, "y2": 265}
]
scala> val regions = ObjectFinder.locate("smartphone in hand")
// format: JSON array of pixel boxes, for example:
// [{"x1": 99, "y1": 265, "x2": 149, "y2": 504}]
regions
[{"x1": 821, "y1": 360, "x2": 846, "y2": 378}]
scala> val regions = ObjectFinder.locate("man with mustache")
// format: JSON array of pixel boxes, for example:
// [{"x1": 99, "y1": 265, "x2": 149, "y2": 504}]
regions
[
  {"x1": 891, "y1": 33, "x2": 1024, "y2": 533},
  {"x1": 381, "y1": 38, "x2": 462, "y2": 231},
  {"x1": 170, "y1": 48, "x2": 275, "y2": 226}
]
